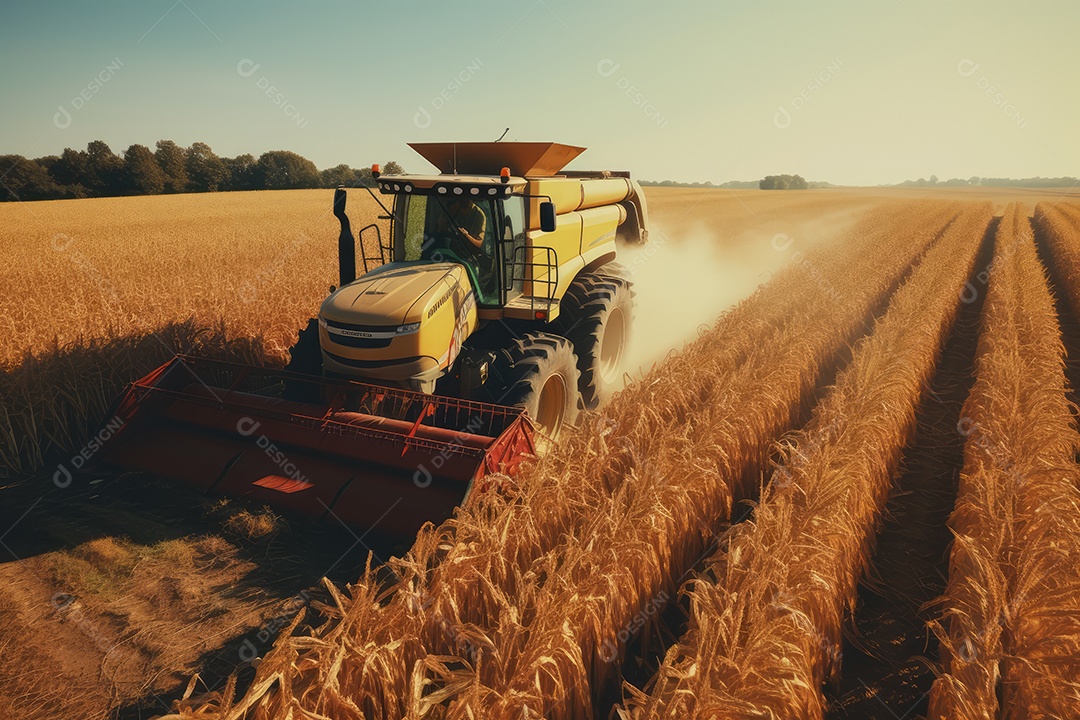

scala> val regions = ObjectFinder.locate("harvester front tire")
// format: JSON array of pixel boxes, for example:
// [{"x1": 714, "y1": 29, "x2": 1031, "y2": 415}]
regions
[
  {"x1": 285, "y1": 319, "x2": 322, "y2": 375},
  {"x1": 284, "y1": 319, "x2": 323, "y2": 402},
  {"x1": 487, "y1": 333, "x2": 581, "y2": 443},
  {"x1": 557, "y1": 271, "x2": 633, "y2": 410}
]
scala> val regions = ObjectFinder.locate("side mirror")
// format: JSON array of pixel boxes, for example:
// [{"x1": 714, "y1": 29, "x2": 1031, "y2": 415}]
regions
[{"x1": 539, "y1": 201, "x2": 557, "y2": 233}]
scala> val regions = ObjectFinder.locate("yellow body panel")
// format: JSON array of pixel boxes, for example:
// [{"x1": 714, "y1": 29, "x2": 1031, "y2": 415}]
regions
[
  {"x1": 526, "y1": 177, "x2": 632, "y2": 228},
  {"x1": 527, "y1": 178, "x2": 583, "y2": 224},
  {"x1": 319, "y1": 263, "x2": 478, "y2": 383},
  {"x1": 502, "y1": 204, "x2": 623, "y2": 321},
  {"x1": 579, "y1": 178, "x2": 634, "y2": 211}
]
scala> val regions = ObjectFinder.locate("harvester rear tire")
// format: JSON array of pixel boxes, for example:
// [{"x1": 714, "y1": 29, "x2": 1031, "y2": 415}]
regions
[
  {"x1": 486, "y1": 332, "x2": 581, "y2": 443},
  {"x1": 557, "y1": 269, "x2": 633, "y2": 410}
]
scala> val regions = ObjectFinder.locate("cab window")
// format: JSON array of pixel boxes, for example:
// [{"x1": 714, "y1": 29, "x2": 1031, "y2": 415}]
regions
[{"x1": 397, "y1": 193, "x2": 500, "y2": 306}]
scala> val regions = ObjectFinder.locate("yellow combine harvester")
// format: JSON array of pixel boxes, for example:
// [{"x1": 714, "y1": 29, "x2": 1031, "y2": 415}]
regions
[{"x1": 97, "y1": 142, "x2": 648, "y2": 540}]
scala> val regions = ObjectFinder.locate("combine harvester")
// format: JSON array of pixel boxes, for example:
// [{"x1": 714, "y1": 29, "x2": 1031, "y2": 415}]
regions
[{"x1": 97, "y1": 142, "x2": 649, "y2": 541}]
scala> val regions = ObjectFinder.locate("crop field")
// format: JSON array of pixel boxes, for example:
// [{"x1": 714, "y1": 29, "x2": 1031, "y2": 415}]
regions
[{"x1": 2, "y1": 187, "x2": 1080, "y2": 719}]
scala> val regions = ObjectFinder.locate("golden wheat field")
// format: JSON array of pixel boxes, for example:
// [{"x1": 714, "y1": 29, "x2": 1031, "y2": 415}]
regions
[{"x1": 2, "y1": 188, "x2": 1080, "y2": 720}]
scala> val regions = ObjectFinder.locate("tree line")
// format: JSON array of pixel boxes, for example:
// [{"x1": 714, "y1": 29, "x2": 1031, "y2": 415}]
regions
[
  {"x1": 759, "y1": 174, "x2": 808, "y2": 190},
  {"x1": 642, "y1": 178, "x2": 827, "y2": 189},
  {"x1": 0, "y1": 140, "x2": 402, "y2": 202},
  {"x1": 896, "y1": 175, "x2": 1080, "y2": 188}
]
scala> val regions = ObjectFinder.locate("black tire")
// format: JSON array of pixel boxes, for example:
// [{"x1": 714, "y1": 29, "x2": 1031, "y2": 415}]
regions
[
  {"x1": 485, "y1": 332, "x2": 581, "y2": 442},
  {"x1": 285, "y1": 319, "x2": 322, "y2": 374},
  {"x1": 283, "y1": 319, "x2": 323, "y2": 402},
  {"x1": 556, "y1": 268, "x2": 633, "y2": 410}
]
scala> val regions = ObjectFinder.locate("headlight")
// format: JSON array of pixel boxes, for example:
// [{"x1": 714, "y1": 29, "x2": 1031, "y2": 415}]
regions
[
  {"x1": 396, "y1": 322, "x2": 421, "y2": 334},
  {"x1": 318, "y1": 318, "x2": 328, "y2": 329}
]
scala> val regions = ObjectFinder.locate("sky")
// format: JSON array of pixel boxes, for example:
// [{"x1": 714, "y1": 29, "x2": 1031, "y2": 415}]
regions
[{"x1": 0, "y1": 0, "x2": 1076, "y2": 186}]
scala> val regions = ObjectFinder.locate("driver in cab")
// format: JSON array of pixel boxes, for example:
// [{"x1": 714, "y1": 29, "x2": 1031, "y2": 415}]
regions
[
  {"x1": 431, "y1": 196, "x2": 496, "y2": 301},
  {"x1": 434, "y1": 195, "x2": 486, "y2": 250}
]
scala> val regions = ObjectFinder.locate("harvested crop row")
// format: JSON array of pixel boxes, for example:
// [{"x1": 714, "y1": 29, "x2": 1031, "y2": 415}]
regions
[
  {"x1": 619, "y1": 203, "x2": 991, "y2": 719},
  {"x1": 165, "y1": 201, "x2": 961, "y2": 720},
  {"x1": 928, "y1": 205, "x2": 1080, "y2": 717},
  {"x1": 825, "y1": 222, "x2": 989, "y2": 716},
  {"x1": 375, "y1": 202, "x2": 959, "y2": 718},
  {"x1": 1055, "y1": 200, "x2": 1080, "y2": 223},
  {"x1": 1033, "y1": 202, "x2": 1080, "y2": 319}
]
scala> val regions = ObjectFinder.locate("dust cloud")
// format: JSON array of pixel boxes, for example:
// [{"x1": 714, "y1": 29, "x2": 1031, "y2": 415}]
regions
[{"x1": 620, "y1": 209, "x2": 865, "y2": 377}]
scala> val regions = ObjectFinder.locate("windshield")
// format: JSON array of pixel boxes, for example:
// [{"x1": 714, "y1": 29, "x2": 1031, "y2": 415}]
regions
[{"x1": 399, "y1": 194, "x2": 499, "y2": 304}]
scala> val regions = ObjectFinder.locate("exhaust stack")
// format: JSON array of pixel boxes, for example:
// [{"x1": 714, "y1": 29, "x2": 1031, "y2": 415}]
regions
[{"x1": 333, "y1": 187, "x2": 357, "y2": 286}]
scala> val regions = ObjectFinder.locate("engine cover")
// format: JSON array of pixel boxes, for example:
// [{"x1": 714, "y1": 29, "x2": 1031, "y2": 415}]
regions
[{"x1": 318, "y1": 262, "x2": 478, "y2": 388}]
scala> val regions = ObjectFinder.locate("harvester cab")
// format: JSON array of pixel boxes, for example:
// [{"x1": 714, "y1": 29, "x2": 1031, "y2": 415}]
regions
[{"x1": 94, "y1": 142, "x2": 648, "y2": 543}]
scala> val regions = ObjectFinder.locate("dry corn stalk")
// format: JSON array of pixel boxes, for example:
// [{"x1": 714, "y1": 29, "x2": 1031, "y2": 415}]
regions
[
  {"x1": 622, "y1": 204, "x2": 991, "y2": 719},
  {"x1": 928, "y1": 204, "x2": 1080, "y2": 718}
]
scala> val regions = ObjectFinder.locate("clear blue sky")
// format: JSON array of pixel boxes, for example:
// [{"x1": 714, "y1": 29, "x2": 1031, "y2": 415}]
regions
[{"x1": 1, "y1": 0, "x2": 1076, "y2": 185}]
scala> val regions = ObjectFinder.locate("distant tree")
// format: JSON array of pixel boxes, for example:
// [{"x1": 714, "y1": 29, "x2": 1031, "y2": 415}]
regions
[
  {"x1": 123, "y1": 144, "x2": 166, "y2": 195},
  {"x1": 968, "y1": 176, "x2": 981, "y2": 186},
  {"x1": 223, "y1": 154, "x2": 257, "y2": 191},
  {"x1": 255, "y1": 150, "x2": 320, "y2": 189},
  {"x1": 50, "y1": 147, "x2": 92, "y2": 191},
  {"x1": 354, "y1": 166, "x2": 376, "y2": 187},
  {"x1": 186, "y1": 142, "x2": 227, "y2": 192},
  {"x1": 929, "y1": 174, "x2": 939, "y2": 185},
  {"x1": 760, "y1": 174, "x2": 808, "y2": 190},
  {"x1": 155, "y1": 140, "x2": 189, "y2": 193},
  {"x1": 0, "y1": 155, "x2": 61, "y2": 201},
  {"x1": 321, "y1": 164, "x2": 356, "y2": 188},
  {"x1": 383, "y1": 160, "x2": 404, "y2": 175},
  {"x1": 86, "y1": 140, "x2": 125, "y2": 194},
  {"x1": 35, "y1": 155, "x2": 61, "y2": 179}
]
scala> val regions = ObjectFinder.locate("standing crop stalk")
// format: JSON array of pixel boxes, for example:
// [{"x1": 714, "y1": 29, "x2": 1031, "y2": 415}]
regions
[
  {"x1": 620, "y1": 204, "x2": 991, "y2": 720},
  {"x1": 928, "y1": 204, "x2": 1080, "y2": 718}
]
